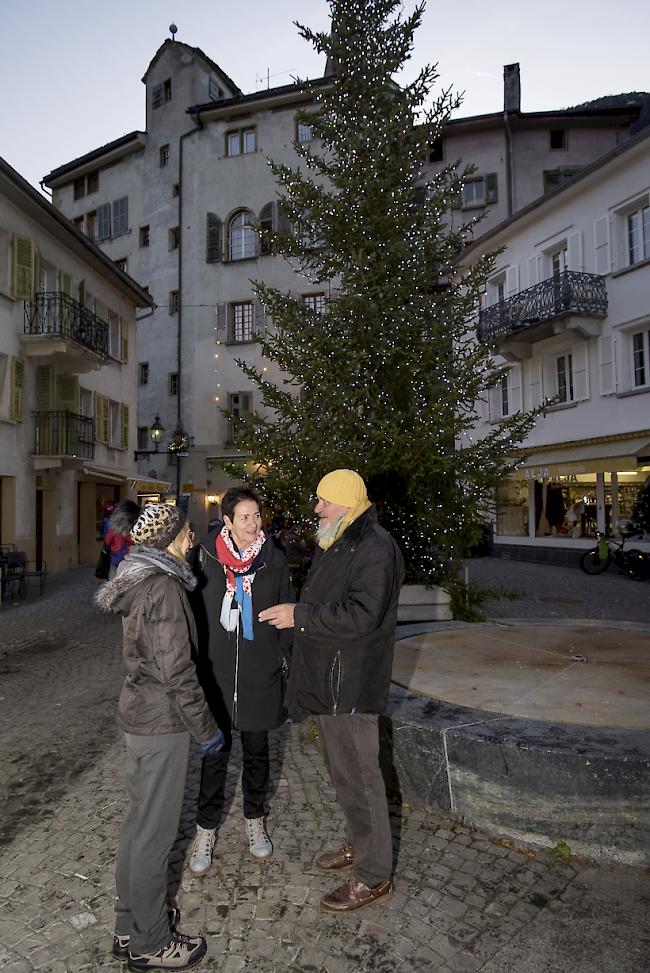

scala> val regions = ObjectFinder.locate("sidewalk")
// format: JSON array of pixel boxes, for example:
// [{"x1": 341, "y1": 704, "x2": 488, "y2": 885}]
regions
[{"x1": 0, "y1": 566, "x2": 647, "y2": 972}]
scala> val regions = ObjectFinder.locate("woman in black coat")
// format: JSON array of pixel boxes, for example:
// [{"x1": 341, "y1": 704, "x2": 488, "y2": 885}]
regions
[{"x1": 189, "y1": 487, "x2": 293, "y2": 872}]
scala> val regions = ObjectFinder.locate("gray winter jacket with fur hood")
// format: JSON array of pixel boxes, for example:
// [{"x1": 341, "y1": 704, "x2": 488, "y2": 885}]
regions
[{"x1": 95, "y1": 546, "x2": 217, "y2": 741}]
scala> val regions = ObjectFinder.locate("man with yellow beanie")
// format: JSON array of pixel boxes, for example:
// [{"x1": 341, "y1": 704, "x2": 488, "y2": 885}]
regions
[{"x1": 259, "y1": 469, "x2": 404, "y2": 913}]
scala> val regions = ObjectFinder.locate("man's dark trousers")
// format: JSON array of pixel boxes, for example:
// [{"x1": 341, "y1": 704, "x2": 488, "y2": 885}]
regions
[{"x1": 318, "y1": 713, "x2": 392, "y2": 887}]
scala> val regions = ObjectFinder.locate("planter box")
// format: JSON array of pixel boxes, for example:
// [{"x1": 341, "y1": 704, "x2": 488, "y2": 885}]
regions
[{"x1": 398, "y1": 583, "x2": 452, "y2": 622}]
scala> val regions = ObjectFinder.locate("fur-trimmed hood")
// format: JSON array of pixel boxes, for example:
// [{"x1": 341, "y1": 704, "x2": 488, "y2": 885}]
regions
[{"x1": 95, "y1": 545, "x2": 197, "y2": 615}]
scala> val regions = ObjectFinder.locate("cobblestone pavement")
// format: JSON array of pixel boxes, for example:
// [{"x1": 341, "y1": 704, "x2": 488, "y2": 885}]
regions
[
  {"x1": 0, "y1": 568, "x2": 648, "y2": 972},
  {"x1": 463, "y1": 556, "x2": 650, "y2": 623}
]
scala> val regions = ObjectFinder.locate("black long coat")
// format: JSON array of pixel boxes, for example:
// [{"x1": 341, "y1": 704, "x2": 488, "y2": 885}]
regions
[
  {"x1": 192, "y1": 526, "x2": 294, "y2": 732},
  {"x1": 288, "y1": 507, "x2": 404, "y2": 717}
]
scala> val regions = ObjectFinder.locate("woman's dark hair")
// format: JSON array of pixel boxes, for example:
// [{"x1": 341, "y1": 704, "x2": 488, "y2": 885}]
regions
[{"x1": 222, "y1": 487, "x2": 262, "y2": 521}]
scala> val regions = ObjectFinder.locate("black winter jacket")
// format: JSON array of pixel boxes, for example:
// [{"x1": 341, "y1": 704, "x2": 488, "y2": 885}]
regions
[
  {"x1": 95, "y1": 546, "x2": 217, "y2": 742},
  {"x1": 193, "y1": 526, "x2": 294, "y2": 732},
  {"x1": 288, "y1": 507, "x2": 404, "y2": 716}
]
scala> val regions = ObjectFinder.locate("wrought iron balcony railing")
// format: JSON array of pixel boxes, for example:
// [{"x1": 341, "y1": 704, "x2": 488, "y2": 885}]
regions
[
  {"x1": 32, "y1": 411, "x2": 94, "y2": 459},
  {"x1": 478, "y1": 271, "x2": 608, "y2": 345},
  {"x1": 24, "y1": 292, "x2": 109, "y2": 359}
]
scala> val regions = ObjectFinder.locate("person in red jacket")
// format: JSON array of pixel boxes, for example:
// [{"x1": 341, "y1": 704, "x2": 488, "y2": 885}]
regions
[{"x1": 104, "y1": 500, "x2": 140, "y2": 580}]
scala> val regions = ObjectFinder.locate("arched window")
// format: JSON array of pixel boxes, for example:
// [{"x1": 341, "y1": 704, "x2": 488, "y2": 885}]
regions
[{"x1": 228, "y1": 211, "x2": 256, "y2": 261}]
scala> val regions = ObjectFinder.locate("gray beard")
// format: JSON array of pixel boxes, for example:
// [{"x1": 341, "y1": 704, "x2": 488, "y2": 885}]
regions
[{"x1": 316, "y1": 513, "x2": 346, "y2": 545}]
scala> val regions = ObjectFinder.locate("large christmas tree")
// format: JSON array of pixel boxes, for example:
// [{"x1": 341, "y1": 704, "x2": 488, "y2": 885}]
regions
[{"x1": 228, "y1": 0, "x2": 538, "y2": 580}]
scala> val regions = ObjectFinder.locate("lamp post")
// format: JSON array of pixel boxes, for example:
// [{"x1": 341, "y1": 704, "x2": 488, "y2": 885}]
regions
[
  {"x1": 133, "y1": 414, "x2": 165, "y2": 462},
  {"x1": 167, "y1": 420, "x2": 191, "y2": 508}
]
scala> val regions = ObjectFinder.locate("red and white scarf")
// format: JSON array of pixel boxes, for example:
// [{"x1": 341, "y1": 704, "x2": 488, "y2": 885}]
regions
[{"x1": 215, "y1": 525, "x2": 265, "y2": 636}]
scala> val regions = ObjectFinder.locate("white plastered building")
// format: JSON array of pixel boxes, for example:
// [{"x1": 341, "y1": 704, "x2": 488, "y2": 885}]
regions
[
  {"x1": 460, "y1": 128, "x2": 650, "y2": 557},
  {"x1": 0, "y1": 157, "x2": 151, "y2": 571}
]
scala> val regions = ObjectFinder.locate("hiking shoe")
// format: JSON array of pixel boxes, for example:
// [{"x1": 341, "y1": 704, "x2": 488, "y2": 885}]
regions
[
  {"x1": 128, "y1": 931, "x2": 207, "y2": 970},
  {"x1": 245, "y1": 816, "x2": 273, "y2": 859},
  {"x1": 188, "y1": 825, "x2": 216, "y2": 875},
  {"x1": 113, "y1": 933, "x2": 130, "y2": 959},
  {"x1": 113, "y1": 906, "x2": 181, "y2": 959}
]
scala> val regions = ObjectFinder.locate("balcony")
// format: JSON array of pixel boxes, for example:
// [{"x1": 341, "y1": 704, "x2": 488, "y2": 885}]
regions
[
  {"x1": 32, "y1": 411, "x2": 94, "y2": 460},
  {"x1": 23, "y1": 292, "x2": 109, "y2": 372},
  {"x1": 478, "y1": 271, "x2": 608, "y2": 358}
]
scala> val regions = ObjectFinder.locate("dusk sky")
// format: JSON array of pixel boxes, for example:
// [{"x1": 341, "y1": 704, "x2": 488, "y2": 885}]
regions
[{"x1": 2, "y1": 0, "x2": 649, "y2": 192}]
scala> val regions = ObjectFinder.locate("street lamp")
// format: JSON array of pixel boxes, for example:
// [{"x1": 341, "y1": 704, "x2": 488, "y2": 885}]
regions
[
  {"x1": 167, "y1": 420, "x2": 191, "y2": 507},
  {"x1": 133, "y1": 414, "x2": 165, "y2": 461}
]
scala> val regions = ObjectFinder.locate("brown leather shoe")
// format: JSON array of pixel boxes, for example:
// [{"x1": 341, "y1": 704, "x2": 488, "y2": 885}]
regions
[
  {"x1": 314, "y1": 842, "x2": 355, "y2": 871},
  {"x1": 320, "y1": 877, "x2": 392, "y2": 913}
]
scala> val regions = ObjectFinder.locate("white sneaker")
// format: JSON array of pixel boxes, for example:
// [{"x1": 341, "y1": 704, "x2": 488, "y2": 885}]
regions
[
  {"x1": 188, "y1": 825, "x2": 216, "y2": 875},
  {"x1": 245, "y1": 816, "x2": 273, "y2": 859}
]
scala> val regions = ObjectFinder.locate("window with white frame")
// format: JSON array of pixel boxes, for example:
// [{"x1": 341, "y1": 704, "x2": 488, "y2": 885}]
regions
[
  {"x1": 107, "y1": 310, "x2": 121, "y2": 359},
  {"x1": 297, "y1": 122, "x2": 313, "y2": 143},
  {"x1": 160, "y1": 145, "x2": 170, "y2": 168},
  {"x1": 226, "y1": 128, "x2": 256, "y2": 157},
  {"x1": 227, "y1": 391, "x2": 252, "y2": 444},
  {"x1": 627, "y1": 205, "x2": 650, "y2": 266},
  {"x1": 462, "y1": 178, "x2": 485, "y2": 207},
  {"x1": 110, "y1": 400, "x2": 121, "y2": 447},
  {"x1": 556, "y1": 352, "x2": 574, "y2": 403},
  {"x1": 138, "y1": 362, "x2": 149, "y2": 386},
  {"x1": 228, "y1": 211, "x2": 256, "y2": 260},
  {"x1": 168, "y1": 372, "x2": 179, "y2": 396},
  {"x1": 303, "y1": 293, "x2": 326, "y2": 314},
  {"x1": 632, "y1": 328, "x2": 650, "y2": 387},
  {"x1": 230, "y1": 302, "x2": 254, "y2": 342},
  {"x1": 499, "y1": 372, "x2": 510, "y2": 417},
  {"x1": 551, "y1": 245, "x2": 567, "y2": 277}
]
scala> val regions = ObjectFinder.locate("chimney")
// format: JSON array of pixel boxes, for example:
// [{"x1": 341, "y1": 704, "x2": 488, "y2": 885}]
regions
[{"x1": 503, "y1": 63, "x2": 521, "y2": 114}]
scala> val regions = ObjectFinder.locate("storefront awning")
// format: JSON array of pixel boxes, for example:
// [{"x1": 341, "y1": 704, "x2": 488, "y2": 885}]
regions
[
  {"x1": 83, "y1": 463, "x2": 128, "y2": 484},
  {"x1": 518, "y1": 436, "x2": 650, "y2": 475},
  {"x1": 129, "y1": 476, "x2": 172, "y2": 493}
]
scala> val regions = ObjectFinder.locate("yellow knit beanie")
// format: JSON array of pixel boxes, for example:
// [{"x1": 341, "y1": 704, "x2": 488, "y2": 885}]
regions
[
  {"x1": 316, "y1": 469, "x2": 368, "y2": 507},
  {"x1": 315, "y1": 470, "x2": 371, "y2": 549}
]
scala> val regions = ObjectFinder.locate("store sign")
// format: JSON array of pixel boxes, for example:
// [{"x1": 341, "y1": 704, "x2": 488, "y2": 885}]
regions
[{"x1": 524, "y1": 464, "x2": 587, "y2": 479}]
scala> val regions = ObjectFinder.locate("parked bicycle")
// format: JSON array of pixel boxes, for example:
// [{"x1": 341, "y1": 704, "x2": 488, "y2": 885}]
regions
[{"x1": 579, "y1": 530, "x2": 649, "y2": 579}]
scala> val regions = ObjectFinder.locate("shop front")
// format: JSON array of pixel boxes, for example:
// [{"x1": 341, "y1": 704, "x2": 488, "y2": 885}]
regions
[{"x1": 495, "y1": 435, "x2": 650, "y2": 550}]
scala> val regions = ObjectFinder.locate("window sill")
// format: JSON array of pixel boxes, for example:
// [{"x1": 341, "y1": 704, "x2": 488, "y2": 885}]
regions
[
  {"x1": 616, "y1": 386, "x2": 650, "y2": 399},
  {"x1": 612, "y1": 255, "x2": 650, "y2": 278},
  {"x1": 225, "y1": 338, "x2": 258, "y2": 346},
  {"x1": 545, "y1": 400, "x2": 578, "y2": 413},
  {"x1": 462, "y1": 201, "x2": 486, "y2": 211},
  {"x1": 225, "y1": 256, "x2": 259, "y2": 264}
]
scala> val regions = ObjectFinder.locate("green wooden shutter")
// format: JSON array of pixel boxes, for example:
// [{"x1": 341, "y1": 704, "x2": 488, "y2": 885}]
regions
[
  {"x1": 9, "y1": 357, "x2": 24, "y2": 421},
  {"x1": 120, "y1": 318, "x2": 129, "y2": 362},
  {"x1": 36, "y1": 365, "x2": 53, "y2": 451},
  {"x1": 58, "y1": 270, "x2": 72, "y2": 296},
  {"x1": 12, "y1": 234, "x2": 34, "y2": 298},
  {"x1": 93, "y1": 392, "x2": 110, "y2": 444},
  {"x1": 78, "y1": 279, "x2": 86, "y2": 306},
  {"x1": 101, "y1": 395, "x2": 110, "y2": 444},
  {"x1": 56, "y1": 374, "x2": 79, "y2": 412},
  {"x1": 36, "y1": 365, "x2": 54, "y2": 410},
  {"x1": 121, "y1": 403, "x2": 129, "y2": 449},
  {"x1": 94, "y1": 298, "x2": 108, "y2": 322},
  {"x1": 485, "y1": 173, "x2": 498, "y2": 204}
]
